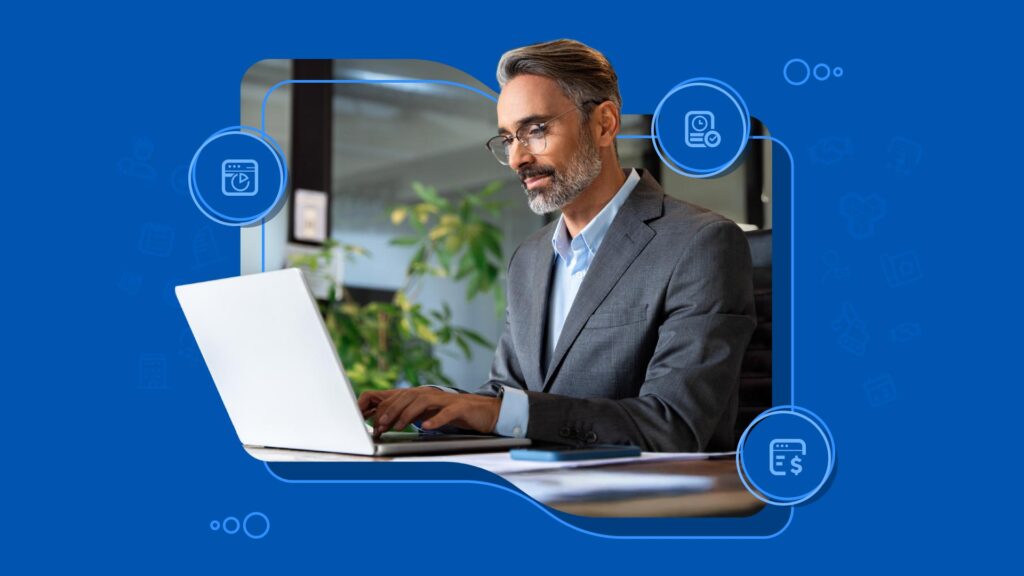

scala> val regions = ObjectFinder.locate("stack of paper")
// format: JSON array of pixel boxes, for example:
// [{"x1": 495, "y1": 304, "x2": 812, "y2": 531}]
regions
[{"x1": 505, "y1": 469, "x2": 715, "y2": 502}]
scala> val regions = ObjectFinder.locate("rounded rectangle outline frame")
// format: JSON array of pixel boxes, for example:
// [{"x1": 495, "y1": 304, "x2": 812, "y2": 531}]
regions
[{"x1": 244, "y1": 71, "x2": 798, "y2": 539}]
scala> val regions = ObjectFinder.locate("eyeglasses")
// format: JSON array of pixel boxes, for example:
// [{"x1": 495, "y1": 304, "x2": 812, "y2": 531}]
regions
[{"x1": 485, "y1": 100, "x2": 602, "y2": 166}]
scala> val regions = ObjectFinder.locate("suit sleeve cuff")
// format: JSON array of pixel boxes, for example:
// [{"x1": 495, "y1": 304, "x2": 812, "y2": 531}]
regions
[{"x1": 493, "y1": 386, "x2": 529, "y2": 438}]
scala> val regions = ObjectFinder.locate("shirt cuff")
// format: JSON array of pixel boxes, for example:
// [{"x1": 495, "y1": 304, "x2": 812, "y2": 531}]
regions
[{"x1": 493, "y1": 386, "x2": 529, "y2": 438}]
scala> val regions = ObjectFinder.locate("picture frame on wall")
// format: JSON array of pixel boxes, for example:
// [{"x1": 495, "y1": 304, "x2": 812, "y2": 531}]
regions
[{"x1": 290, "y1": 188, "x2": 330, "y2": 245}]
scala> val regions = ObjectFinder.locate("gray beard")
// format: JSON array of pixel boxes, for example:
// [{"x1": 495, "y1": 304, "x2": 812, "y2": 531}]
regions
[{"x1": 524, "y1": 133, "x2": 602, "y2": 215}]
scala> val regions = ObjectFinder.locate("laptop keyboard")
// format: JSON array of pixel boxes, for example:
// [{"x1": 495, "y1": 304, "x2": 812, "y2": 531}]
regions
[{"x1": 376, "y1": 432, "x2": 496, "y2": 444}]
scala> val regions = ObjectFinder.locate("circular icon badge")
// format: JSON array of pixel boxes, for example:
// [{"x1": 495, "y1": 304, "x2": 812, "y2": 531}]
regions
[
  {"x1": 737, "y1": 406, "x2": 836, "y2": 506},
  {"x1": 188, "y1": 126, "x2": 288, "y2": 227},
  {"x1": 651, "y1": 78, "x2": 750, "y2": 178}
]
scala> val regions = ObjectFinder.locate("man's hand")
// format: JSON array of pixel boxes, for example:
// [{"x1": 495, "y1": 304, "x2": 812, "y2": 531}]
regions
[{"x1": 357, "y1": 387, "x2": 501, "y2": 437}]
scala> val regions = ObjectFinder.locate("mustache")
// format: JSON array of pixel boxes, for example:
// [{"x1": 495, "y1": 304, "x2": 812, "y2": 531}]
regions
[{"x1": 517, "y1": 166, "x2": 556, "y2": 185}]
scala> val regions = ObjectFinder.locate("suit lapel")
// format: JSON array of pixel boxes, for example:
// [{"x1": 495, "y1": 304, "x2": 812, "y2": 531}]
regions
[
  {"x1": 523, "y1": 226, "x2": 555, "y2": 391},
  {"x1": 541, "y1": 171, "x2": 664, "y2": 391}
]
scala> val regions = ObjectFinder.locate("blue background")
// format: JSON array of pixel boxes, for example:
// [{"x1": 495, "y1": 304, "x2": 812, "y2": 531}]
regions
[{"x1": 3, "y1": 1, "x2": 1019, "y2": 572}]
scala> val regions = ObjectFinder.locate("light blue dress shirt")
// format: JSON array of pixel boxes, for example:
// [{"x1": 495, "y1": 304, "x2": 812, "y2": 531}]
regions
[{"x1": 493, "y1": 169, "x2": 641, "y2": 439}]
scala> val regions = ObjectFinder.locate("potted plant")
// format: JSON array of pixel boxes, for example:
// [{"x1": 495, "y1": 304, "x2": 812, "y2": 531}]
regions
[{"x1": 290, "y1": 181, "x2": 507, "y2": 397}]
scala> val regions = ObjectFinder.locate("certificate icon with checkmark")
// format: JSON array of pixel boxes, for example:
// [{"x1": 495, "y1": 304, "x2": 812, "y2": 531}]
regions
[{"x1": 684, "y1": 110, "x2": 722, "y2": 149}]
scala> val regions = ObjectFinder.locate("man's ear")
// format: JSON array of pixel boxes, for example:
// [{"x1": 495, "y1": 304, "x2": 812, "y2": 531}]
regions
[{"x1": 593, "y1": 101, "x2": 620, "y2": 148}]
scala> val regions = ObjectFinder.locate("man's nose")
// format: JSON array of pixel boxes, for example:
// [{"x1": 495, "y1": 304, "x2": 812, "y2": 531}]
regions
[{"x1": 507, "y1": 139, "x2": 534, "y2": 171}]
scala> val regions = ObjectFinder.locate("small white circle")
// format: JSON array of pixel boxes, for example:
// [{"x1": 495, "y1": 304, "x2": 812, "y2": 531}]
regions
[{"x1": 813, "y1": 63, "x2": 831, "y2": 81}]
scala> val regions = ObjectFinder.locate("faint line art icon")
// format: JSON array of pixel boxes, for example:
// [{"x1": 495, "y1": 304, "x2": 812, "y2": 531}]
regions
[
  {"x1": 138, "y1": 223, "x2": 175, "y2": 258},
  {"x1": 887, "y1": 137, "x2": 923, "y2": 174},
  {"x1": 177, "y1": 327, "x2": 202, "y2": 365},
  {"x1": 809, "y1": 137, "x2": 853, "y2": 165},
  {"x1": 222, "y1": 159, "x2": 259, "y2": 196},
  {"x1": 882, "y1": 251, "x2": 923, "y2": 287},
  {"x1": 163, "y1": 278, "x2": 185, "y2": 308},
  {"x1": 822, "y1": 250, "x2": 851, "y2": 282},
  {"x1": 864, "y1": 374, "x2": 897, "y2": 406},
  {"x1": 684, "y1": 111, "x2": 721, "y2": 148},
  {"x1": 891, "y1": 322, "x2": 922, "y2": 343},
  {"x1": 171, "y1": 164, "x2": 189, "y2": 197},
  {"x1": 116, "y1": 137, "x2": 157, "y2": 181},
  {"x1": 139, "y1": 353, "x2": 167, "y2": 389},
  {"x1": 840, "y1": 193, "x2": 887, "y2": 239},
  {"x1": 210, "y1": 512, "x2": 270, "y2": 540},
  {"x1": 833, "y1": 301, "x2": 869, "y2": 355},
  {"x1": 193, "y1": 226, "x2": 222, "y2": 269},
  {"x1": 117, "y1": 272, "x2": 143, "y2": 296},
  {"x1": 770, "y1": 438, "x2": 806, "y2": 477}
]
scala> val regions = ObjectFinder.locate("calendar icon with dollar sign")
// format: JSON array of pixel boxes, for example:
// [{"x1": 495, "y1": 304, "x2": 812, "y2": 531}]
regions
[{"x1": 770, "y1": 439, "x2": 806, "y2": 477}]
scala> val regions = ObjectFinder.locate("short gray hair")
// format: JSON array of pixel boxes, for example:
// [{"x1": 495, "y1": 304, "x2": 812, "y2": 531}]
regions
[{"x1": 497, "y1": 39, "x2": 622, "y2": 118}]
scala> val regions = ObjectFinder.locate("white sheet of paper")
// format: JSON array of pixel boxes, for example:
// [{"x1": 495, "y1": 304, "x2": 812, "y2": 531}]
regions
[
  {"x1": 506, "y1": 469, "x2": 715, "y2": 502},
  {"x1": 400, "y1": 451, "x2": 735, "y2": 475}
]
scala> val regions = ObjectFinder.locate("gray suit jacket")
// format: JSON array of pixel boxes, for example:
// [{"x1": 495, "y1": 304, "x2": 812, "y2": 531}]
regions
[{"x1": 477, "y1": 169, "x2": 756, "y2": 452}]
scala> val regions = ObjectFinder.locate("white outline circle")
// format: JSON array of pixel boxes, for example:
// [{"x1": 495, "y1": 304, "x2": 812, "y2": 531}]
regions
[
  {"x1": 736, "y1": 407, "x2": 835, "y2": 506},
  {"x1": 188, "y1": 127, "x2": 288, "y2": 227},
  {"x1": 243, "y1": 512, "x2": 271, "y2": 540},
  {"x1": 650, "y1": 78, "x2": 750, "y2": 178},
  {"x1": 784, "y1": 59, "x2": 811, "y2": 86},
  {"x1": 813, "y1": 63, "x2": 831, "y2": 81}
]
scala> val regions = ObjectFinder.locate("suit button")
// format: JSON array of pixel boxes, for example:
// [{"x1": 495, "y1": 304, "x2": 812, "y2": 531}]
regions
[
  {"x1": 559, "y1": 426, "x2": 571, "y2": 438},
  {"x1": 584, "y1": 431, "x2": 598, "y2": 444}
]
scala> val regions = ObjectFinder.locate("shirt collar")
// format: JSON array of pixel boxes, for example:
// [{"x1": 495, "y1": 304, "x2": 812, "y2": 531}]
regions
[{"x1": 551, "y1": 168, "x2": 640, "y2": 262}]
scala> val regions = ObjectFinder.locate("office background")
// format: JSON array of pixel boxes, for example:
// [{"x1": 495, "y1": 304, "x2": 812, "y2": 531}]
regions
[{"x1": 240, "y1": 58, "x2": 772, "y2": 390}]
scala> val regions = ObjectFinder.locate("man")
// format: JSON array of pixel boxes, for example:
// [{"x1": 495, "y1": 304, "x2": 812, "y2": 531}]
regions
[{"x1": 359, "y1": 39, "x2": 756, "y2": 452}]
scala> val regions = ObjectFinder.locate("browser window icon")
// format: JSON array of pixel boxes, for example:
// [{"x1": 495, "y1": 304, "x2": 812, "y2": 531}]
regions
[
  {"x1": 221, "y1": 159, "x2": 259, "y2": 196},
  {"x1": 769, "y1": 438, "x2": 806, "y2": 477}
]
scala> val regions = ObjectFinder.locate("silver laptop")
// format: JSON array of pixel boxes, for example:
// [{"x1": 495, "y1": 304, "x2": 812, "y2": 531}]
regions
[{"x1": 176, "y1": 268, "x2": 530, "y2": 456}]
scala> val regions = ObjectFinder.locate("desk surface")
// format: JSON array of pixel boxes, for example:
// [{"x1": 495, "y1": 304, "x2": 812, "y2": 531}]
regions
[{"x1": 248, "y1": 447, "x2": 764, "y2": 518}]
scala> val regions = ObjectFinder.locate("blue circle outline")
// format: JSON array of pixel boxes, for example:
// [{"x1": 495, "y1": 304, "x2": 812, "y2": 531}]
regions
[
  {"x1": 188, "y1": 126, "x2": 288, "y2": 227},
  {"x1": 813, "y1": 63, "x2": 831, "y2": 81},
  {"x1": 209, "y1": 520, "x2": 220, "y2": 531},
  {"x1": 735, "y1": 405, "x2": 836, "y2": 506},
  {"x1": 243, "y1": 512, "x2": 270, "y2": 539},
  {"x1": 222, "y1": 516, "x2": 240, "y2": 535},
  {"x1": 833, "y1": 66, "x2": 844, "y2": 78},
  {"x1": 784, "y1": 58, "x2": 811, "y2": 86},
  {"x1": 650, "y1": 78, "x2": 751, "y2": 179}
]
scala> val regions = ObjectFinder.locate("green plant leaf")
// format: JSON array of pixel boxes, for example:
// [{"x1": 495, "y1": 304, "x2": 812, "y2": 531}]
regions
[
  {"x1": 453, "y1": 334, "x2": 471, "y2": 359},
  {"x1": 479, "y1": 180, "x2": 502, "y2": 198},
  {"x1": 390, "y1": 236, "x2": 420, "y2": 246},
  {"x1": 460, "y1": 328, "x2": 493, "y2": 349},
  {"x1": 412, "y1": 182, "x2": 447, "y2": 209}
]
